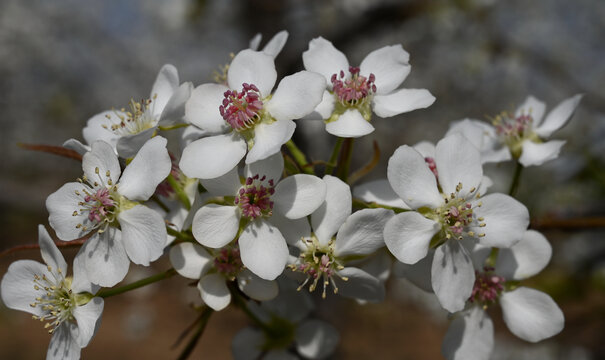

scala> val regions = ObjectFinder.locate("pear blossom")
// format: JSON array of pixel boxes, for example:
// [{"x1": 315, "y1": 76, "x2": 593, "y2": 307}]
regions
[
  {"x1": 1, "y1": 226, "x2": 103, "y2": 360},
  {"x1": 231, "y1": 285, "x2": 339, "y2": 360},
  {"x1": 190, "y1": 153, "x2": 327, "y2": 280},
  {"x1": 46, "y1": 137, "x2": 172, "y2": 287},
  {"x1": 169, "y1": 242, "x2": 277, "y2": 311},
  {"x1": 383, "y1": 133, "x2": 529, "y2": 312},
  {"x1": 442, "y1": 230, "x2": 564, "y2": 360},
  {"x1": 446, "y1": 94, "x2": 582, "y2": 166},
  {"x1": 287, "y1": 175, "x2": 393, "y2": 301},
  {"x1": 179, "y1": 49, "x2": 326, "y2": 179},
  {"x1": 301, "y1": 37, "x2": 435, "y2": 138},
  {"x1": 64, "y1": 64, "x2": 193, "y2": 158}
]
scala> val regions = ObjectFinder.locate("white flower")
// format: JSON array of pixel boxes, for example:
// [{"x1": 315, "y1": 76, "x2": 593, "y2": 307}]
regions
[
  {"x1": 287, "y1": 175, "x2": 393, "y2": 302},
  {"x1": 169, "y1": 242, "x2": 277, "y2": 311},
  {"x1": 446, "y1": 94, "x2": 582, "y2": 166},
  {"x1": 179, "y1": 49, "x2": 326, "y2": 179},
  {"x1": 46, "y1": 137, "x2": 172, "y2": 287},
  {"x1": 191, "y1": 153, "x2": 327, "y2": 280},
  {"x1": 301, "y1": 37, "x2": 435, "y2": 138},
  {"x1": 64, "y1": 64, "x2": 193, "y2": 158},
  {"x1": 231, "y1": 285, "x2": 339, "y2": 360},
  {"x1": 1, "y1": 225, "x2": 104, "y2": 360},
  {"x1": 383, "y1": 133, "x2": 529, "y2": 312},
  {"x1": 442, "y1": 230, "x2": 564, "y2": 360}
]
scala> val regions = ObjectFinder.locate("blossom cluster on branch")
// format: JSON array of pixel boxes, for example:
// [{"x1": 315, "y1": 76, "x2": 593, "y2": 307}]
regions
[{"x1": 1, "y1": 31, "x2": 581, "y2": 359}]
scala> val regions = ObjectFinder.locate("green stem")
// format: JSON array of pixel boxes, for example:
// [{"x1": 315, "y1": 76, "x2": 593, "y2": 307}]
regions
[
  {"x1": 166, "y1": 174, "x2": 191, "y2": 210},
  {"x1": 151, "y1": 195, "x2": 171, "y2": 213},
  {"x1": 167, "y1": 227, "x2": 195, "y2": 242},
  {"x1": 336, "y1": 138, "x2": 354, "y2": 182},
  {"x1": 508, "y1": 162, "x2": 523, "y2": 197},
  {"x1": 97, "y1": 268, "x2": 177, "y2": 298},
  {"x1": 352, "y1": 198, "x2": 409, "y2": 213},
  {"x1": 325, "y1": 137, "x2": 344, "y2": 175},
  {"x1": 285, "y1": 140, "x2": 314, "y2": 175},
  {"x1": 176, "y1": 307, "x2": 213, "y2": 360}
]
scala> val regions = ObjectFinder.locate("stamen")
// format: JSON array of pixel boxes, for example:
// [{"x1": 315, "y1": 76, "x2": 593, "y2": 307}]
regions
[{"x1": 219, "y1": 83, "x2": 264, "y2": 131}]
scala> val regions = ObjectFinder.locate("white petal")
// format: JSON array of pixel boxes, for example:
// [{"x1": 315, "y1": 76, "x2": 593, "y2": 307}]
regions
[
  {"x1": 332, "y1": 267, "x2": 384, "y2": 302},
  {"x1": 435, "y1": 133, "x2": 483, "y2": 198},
  {"x1": 535, "y1": 94, "x2": 582, "y2": 138},
  {"x1": 303, "y1": 90, "x2": 334, "y2": 120},
  {"x1": 245, "y1": 152, "x2": 284, "y2": 184},
  {"x1": 519, "y1": 139, "x2": 566, "y2": 167},
  {"x1": 237, "y1": 269, "x2": 278, "y2": 301},
  {"x1": 262, "y1": 30, "x2": 288, "y2": 58},
  {"x1": 270, "y1": 214, "x2": 311, "y2": 246},
  {"x1": 412, "y1": 141, "x2": 436, "y2": 158},
  {"x1": 352, "y1": 179, "x2": 409, "y2": 209},
  {"x1": 359, "y1": 249, "x2": 393, "y2": 283},
  {"x1": 442, "y1": 307, "x2": 494, "y2": 360},
  {"x1": 383, "y1": 211, "x2": 440, "y2": 264},
  {"x1": 360, "y1": 44, "x2": 410, "y2": 94},
  {"x1": 496, "y1": 230, "x2": 552, "y2": 280},
  {"x1": 159, "y1": 82, "x2": 193, "y2": 126},
  {"x1": 1, "y1": 260, "x2": 49, "y2": 316},
  {"x1": 185, "y1": 83, "x2": 230, "y2": 133},
  {"x1": 266, "y1": 71, "x2": 326, "y2": 122},
  {"x1": 500, "y1": 287, "x2": 564, "y2": 342},
  {"x1": 431, "y1": 241, "x2": 475, "y2": 313},
  {"x1": 47, "y1": 322, "x2": 81, "y2": 360},
  {"x1": 325, "y1": 109, "x2": 374, "y2": 138},
  {"x1": 273, "y1": 174, "x2": 327, "y2": 219},
  {"x1": 169, "y1": 242, "x2": 213, "y2": 279},
  {"x1": 180, "y1": 133, "x2": 247, "y2": 179},
  {"x1": 198, "y1": 273, "x2": 231, "y2": 311},
  {"x1": 150, "y1": 64, "x2": 179, "y2": 113},
  {"x1": 62, "y1": 139, "x2": 90, "y2": 155},
  {"x1": 246, "y1": 120, "x2": 295, "y2": 164},
  {"x1": 372, "y1": 88, "x2": 435, "y2": 118},
  {"x1": 239, "y1": 220, "x2": 288, "y2": 280},
  {"x1": 200, "y1": 166, "x2": 241, "y2": 196},
  {"x1": 118, "y1": 136, "x2": 171, "y2": 201},
  {"x1": 296, "y1": 319, "x2": 339, "y2": 360},
  {"x1": 302, "y1": 37, "x2": 349, "y2": 82},
  {"x1": 312, "y1": 175, "x2": 351, "y2": 245},
  {"x1": 515, "y1": 96, "x2": 546, "y2": 124},
  {"x1": 392, "y1": 252, "x2": 434, "y2": 293},
  {"x1": 83, "y1": 141, "x2": 121, "y2": 185},
  {"x1": 71, "y1": 253, "x2": 98, "y2": 295},
  {"x1": 72, "y1": 297, "x2": 104, "y2": 347},
  {"x1": 82, "y1": 111, "x2": 121, "y2": 147},
  {"x1": 46, "y1": 182, "x2": 94, "y2": 240},
  {"x1": 335, "y1": 208, "x2": 393, "y2": 257},
  {"x1": 192, "y1": 205, "x2": 240, "y2": 248},
  {"x1": 249, "y1": 33, "x2": 262, "y2": 50},
  {"x1": 118, "y1": 205, "x2": 167, "y2": 266},
  {"x1": 38, "y1": 224, "x2": 67, "y2": 274},
  {"x1": 115, "y1": 128, "x2": 156, "y2": 159},
  {"x1": 446, "y1": 119, "x2": 511, "y2": 165},
  {"x1": 387, "y1": 145, "x2": 443, "y2": 209},
  {"x1": 232, "y1": 327, "x2": 263, "y2": 360},
  {"x1": 77, "y1": 229, "x2": 130, "y2": 287},
  {"x1": 228, "y1": 49, "x2": 277, "y2": 98},
  {"x1": 472, "y1": 193, "x2": 529, "y2": 248}
]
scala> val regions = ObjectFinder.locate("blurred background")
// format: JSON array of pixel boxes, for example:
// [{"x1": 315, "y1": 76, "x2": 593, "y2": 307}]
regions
[{"x1": 1, "y1": 0, "x2": 604, "y2": 358}]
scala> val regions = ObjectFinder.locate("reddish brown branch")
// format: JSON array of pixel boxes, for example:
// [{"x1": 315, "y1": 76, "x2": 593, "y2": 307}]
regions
[
  {"x1": 17, "y1": 143, "x2": 83, "y2": 161},
  {"x1": 532, "y1": 216, "x2": 605, "y2": 230},
  {"x1": 0, "y1": 238, "x2": 87, "y2": 258}
]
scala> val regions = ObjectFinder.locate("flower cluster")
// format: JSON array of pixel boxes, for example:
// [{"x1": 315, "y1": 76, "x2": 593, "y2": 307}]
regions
[{"x1": 1, "y1": 31, "x2": 579, "y2": 359}]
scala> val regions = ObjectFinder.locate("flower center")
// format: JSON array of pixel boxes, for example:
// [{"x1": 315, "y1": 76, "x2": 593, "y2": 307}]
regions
[
  {"x1": 103, "y1": 98, "x2": 158, "y2": 136},
  {"x1": 235, "y1": 174, "x2": 275, "y2": 220},
  {"x1": 290, "y1": 236, "x2": 347, "y2": 299},
  {"x1": 491, "y1": 110, "x2": 541, "y2": 158},
  {"x1": 331, "y1": 66, "x2": 376, "y2": 106},
  {"x1": 73, "y1": 167, "x2": 118, "y2": 233},
  {"x1": 213, "y1": 247, "x2": 243, "y2": 280},
  {"x1": 30, "y1": 266, "x2": 75, "y2": 334},
  {"x1": 220, "y1": 83, "x2": 264, "y2": 132},
  {"x1": 469, "y1": 267, "x2": 506, "y2": 307}
]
